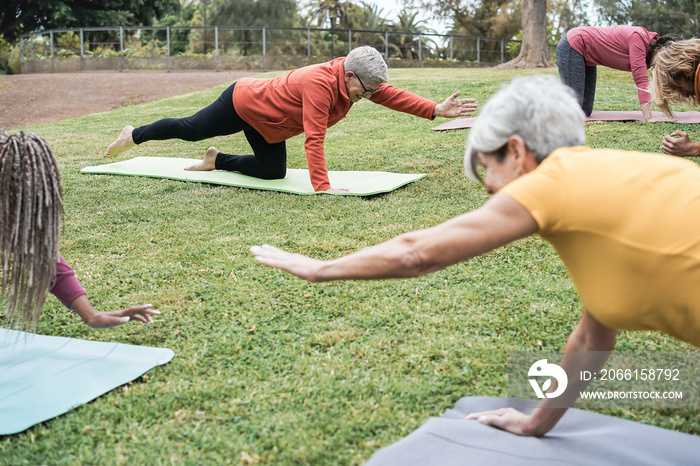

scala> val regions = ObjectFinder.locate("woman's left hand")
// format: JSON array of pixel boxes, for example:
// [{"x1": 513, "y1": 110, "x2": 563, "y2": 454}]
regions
[
  {"x1": 465, "y1": 407, "x2": 539, "y2": 436},
  {"x1": 83, "y1": 304, "x2": 159, "y2": 329},
  {"x1": 434, "y1": 92, "x2": 478, "y2": 118},
  {"x1": 71, "y1": 295, "x2": 160, "y2": 329}
]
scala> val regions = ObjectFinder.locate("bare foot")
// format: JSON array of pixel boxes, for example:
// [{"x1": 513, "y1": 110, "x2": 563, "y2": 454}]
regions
[
  {"x1": 185, "y1": 147, "x2": 219, "y2": 171},
  {"x1": 105, "y1": 125, "x2": 135, "y2": 157}
]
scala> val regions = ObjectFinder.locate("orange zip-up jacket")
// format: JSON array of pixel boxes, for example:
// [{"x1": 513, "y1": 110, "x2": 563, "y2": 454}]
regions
[{"x1": 232, "y1": 57, "x2": 437, "y2": 191}]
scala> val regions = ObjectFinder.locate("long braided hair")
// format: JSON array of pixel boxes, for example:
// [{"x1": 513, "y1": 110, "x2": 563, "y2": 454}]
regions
[{"x1": 0, "y1": 129, "x2": 63, "y2": 330}]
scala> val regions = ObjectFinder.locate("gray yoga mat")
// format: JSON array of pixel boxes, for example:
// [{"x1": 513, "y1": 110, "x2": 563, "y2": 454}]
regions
[
  {"x1": 365, "y1": 396, "x2": 700, "y2": 465},
  {"x1": 81, "y1": 157, "x2": 425, "y2": 196},
  {"x1": 0, "y1": 329, "x2": 174, "y2": 435}
]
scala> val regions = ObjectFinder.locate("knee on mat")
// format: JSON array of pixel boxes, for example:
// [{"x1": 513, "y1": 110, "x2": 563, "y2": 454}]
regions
[{"x1": 258, "y1": 167, "x2": 286, "y2": 180}]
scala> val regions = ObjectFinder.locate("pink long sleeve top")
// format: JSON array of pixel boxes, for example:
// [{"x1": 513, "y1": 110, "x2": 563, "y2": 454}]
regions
[
  {"x1": 50, "y1": 254, "x2": 87, "y2": 308},
  {"x1": 567, "y1": 26, "x2": 658, "y2": 105}
]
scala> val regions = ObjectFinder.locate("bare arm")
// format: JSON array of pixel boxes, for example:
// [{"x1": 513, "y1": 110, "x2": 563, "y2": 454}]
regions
[
  {"x1": 662, "y1": 130, "x2": 700, "y2": 157},
  {"x1": 70, "y1": 295, "x2": 159, "y2": 329},
  {"x1": 466, "y1": 308, "x2": 618, "y2": 436},
  {"x1": 251, "y1": 193, "x2": 537, "y2": 282}
]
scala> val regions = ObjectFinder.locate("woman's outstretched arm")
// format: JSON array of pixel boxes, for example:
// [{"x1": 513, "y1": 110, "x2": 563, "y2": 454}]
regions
[{"x1": 251, "y1": 193, "x2": 537, "y2": 282}]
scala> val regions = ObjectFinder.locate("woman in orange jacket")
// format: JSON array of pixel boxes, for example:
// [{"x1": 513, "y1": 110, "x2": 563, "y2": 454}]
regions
[{"x1": 106, "y1": 46, "x2": 476, "y2": 192}]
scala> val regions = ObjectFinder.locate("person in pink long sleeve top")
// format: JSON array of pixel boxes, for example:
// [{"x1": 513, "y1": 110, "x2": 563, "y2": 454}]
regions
[
  {"x1": 106, "y1": 46, "x2": 477, "y2": 193},
  {"x1": 1, "y1": 129, "x2": 158, "y2": 330},
  {"x1": 556, "y1": 26, "x2": 678, "y2": 121}
]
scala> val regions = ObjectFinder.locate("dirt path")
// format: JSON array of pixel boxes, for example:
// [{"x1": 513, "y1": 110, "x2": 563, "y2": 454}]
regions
[{"x1": 0, "y1": 70, "x2": 257, "y2": 130}]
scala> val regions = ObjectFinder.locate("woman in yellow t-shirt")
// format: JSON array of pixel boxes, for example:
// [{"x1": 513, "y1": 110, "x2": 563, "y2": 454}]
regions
[{"x1": 250, "y1": 75, "x2": 700, "y2": 436}]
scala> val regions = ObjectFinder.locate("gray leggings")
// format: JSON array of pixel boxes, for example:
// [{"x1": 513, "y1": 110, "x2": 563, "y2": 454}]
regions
[{"x1": 556, "y1": 34, "x2": 596, "y2": 116}]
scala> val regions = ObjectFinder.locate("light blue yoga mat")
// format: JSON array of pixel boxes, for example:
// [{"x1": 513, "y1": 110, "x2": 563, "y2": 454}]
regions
[
  {"x1": 81, "y1": 157, "x2": 426, "y2": 196},
  {"x1": 0, "y1": 329, "x2": 174, "y2": 435}
]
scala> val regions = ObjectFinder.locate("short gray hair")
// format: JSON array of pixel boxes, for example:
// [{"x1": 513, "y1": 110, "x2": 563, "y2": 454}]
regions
[
  {"x1": 344, "y1": 46, "x2": 389, "y2": 85},
  {"x1": 464, "y1": 75, "x2": 586, "y2": 182}
]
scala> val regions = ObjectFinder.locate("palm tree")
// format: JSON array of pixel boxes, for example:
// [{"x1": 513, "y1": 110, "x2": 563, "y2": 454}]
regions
[
  {"x1": 350, "y1": 1, "x2": 392, "y2": 49},
  {"x1": 389, "y1": 10, "x2": 437, "y2": 60},
  {"x1": 307, "y1": 0, "x2": 348, "y2": 28}
]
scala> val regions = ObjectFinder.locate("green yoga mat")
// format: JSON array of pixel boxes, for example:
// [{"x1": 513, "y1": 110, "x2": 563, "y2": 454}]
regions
[
  {"x1": 81, "y1": 157, "x2": 426, "y2": 196},
  {"x1": 0, "y1": 329, "x2": 174, "y2": 435}
]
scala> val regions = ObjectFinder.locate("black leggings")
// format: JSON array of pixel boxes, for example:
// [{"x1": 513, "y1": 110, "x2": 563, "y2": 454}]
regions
[{"x1": 132, "y1": 83, "x2": 287, "y2": 179}]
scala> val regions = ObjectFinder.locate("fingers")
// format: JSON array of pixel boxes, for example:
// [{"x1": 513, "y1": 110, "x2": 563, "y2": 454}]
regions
[
  {"x1": 465, "y1": 407, "x2": 509, "y2": 420},
  {"x1": 250, "y1": 244, "x2": 287, "y2": 266},
  {"x1": 250, "y1": 244, "x2": 281, "y2": 256},
  {"x1": 125, "y1": 304, "x2": 158, "y2": 315},
  {"x1": 465, "y1": 407, "x2": 528, "y2": 434},
  {"x1": 475, "y1": 413, "x2": 511, "y2": 430},
  {"x1": 121, "y1": 304, "x2": 159, "y2": 323},
  {"x1": 669, "y1": 130, "x2": 684, "y2": 137},
  {"x1": 128, "y1": 314, "x2": 150, "y2": 324}
]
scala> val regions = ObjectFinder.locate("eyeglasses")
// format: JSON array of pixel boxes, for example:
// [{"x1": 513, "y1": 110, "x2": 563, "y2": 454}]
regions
[{"x1": 355, "y1": 73, "x2": 381, "y2": 96}]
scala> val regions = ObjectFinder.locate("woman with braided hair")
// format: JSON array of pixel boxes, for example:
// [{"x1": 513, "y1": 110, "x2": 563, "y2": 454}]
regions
[{"x1": 1, "y1": 129, "x2": 158, "y2": 330}]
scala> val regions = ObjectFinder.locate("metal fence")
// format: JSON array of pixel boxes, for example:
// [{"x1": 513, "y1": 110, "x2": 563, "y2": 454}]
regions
[{"x1": 18, "y1": 26, "x2": 550, "y2": 73}]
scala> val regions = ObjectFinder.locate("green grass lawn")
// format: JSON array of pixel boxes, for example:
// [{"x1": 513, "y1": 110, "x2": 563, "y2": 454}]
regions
[{"x1": 2, "y1": 67, "x2": 698, "y2": 464}]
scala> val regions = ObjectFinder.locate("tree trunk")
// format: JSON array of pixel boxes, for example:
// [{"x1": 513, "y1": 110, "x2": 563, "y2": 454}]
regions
[{"x1": 495, "y1": 0, "x2": 554, "y2": 69}]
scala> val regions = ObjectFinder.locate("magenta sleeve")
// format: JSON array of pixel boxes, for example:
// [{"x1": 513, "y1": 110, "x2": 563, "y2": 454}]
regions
[
  {"x1": 49, "y1": 254, "x2": 87, "y2": 308},
  {"x1": 629, "y1": 33, "x2": 652, "y2": 104}
]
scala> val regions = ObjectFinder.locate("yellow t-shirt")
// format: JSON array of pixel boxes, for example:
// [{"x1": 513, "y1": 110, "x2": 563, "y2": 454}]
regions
[{"x1": 501, "y1": 146, "x2": 700, "y2": 347}]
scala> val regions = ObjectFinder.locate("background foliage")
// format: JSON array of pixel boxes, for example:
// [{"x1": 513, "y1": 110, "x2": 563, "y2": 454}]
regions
[{"x1": 594, "y1": 0, "x2": 700, "y2": 36}]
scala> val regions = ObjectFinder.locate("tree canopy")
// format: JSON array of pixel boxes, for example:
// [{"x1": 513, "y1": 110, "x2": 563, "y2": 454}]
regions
[
  {"x1": 1, "y1": 0, "x2": 180, "y2": 42},
  {"x1": 210, "y1": 0, "x2": 298, "y2": 28},
  {"x1": 594, "y1": 0, "x2": 699, "y2": 37}
]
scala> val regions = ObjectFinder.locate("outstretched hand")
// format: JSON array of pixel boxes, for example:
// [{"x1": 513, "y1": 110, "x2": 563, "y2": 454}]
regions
[
  {"x1": 250, "y1": 244, "x2": 323, "y2": 282},
  {"x1": 433, "y1": 92, "x2": 478, "y2": 118},
  {"x1": 465, "y1": 407, "x2": 539, "y2": 436},
  {"x1": 662, "y1": 130, "x2": 700, "y2": 157},
  {"x1": 71, "y1": 295, "x2": 160, "y2": 329},
  {"x1": 83, "y1": 304, "x2": 159, "y2": 329}
]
